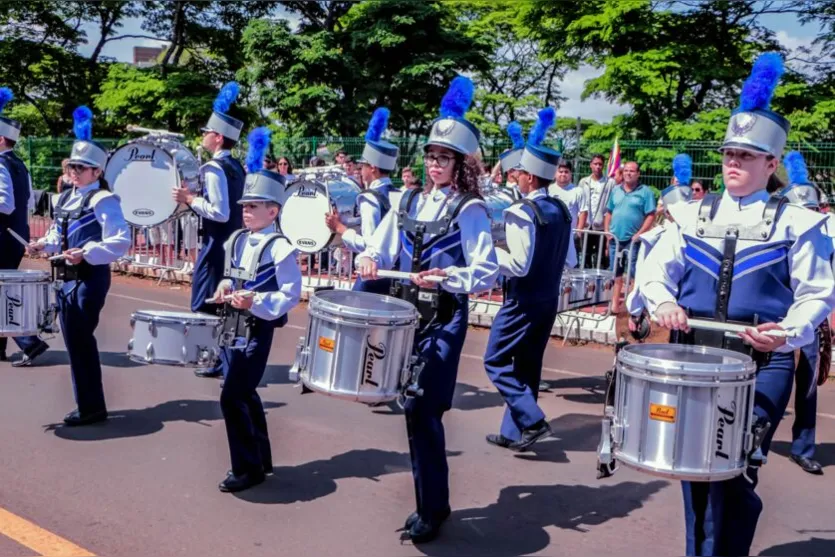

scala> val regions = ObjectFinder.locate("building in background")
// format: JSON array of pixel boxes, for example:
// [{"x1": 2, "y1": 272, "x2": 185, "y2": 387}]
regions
[{"x1": 133, "y1": 46, "x2": 164, "y2": 67}]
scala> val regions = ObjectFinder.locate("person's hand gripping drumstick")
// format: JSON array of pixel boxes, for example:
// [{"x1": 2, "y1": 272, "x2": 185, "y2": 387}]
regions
[
  {"x1": 356, "y1": 256, "x2": 378, "y2": 280},
  {"x1": 653, "y1": 302, "x2": 691, "y2": 333},
  {"x1": 738, "y1": 323, "x2": 788, "y2": 353},
  {"x1": 324, "y1": 208, "x2": 348, "y2": 235},
  {"x1": 208, "y1": 282, "x2": 234, "y2": 305},
  {"x1": 412, "y1": 268, "x2": 448, "y2": 288},
  {"x1": 62, "y1": 248, "x2": 84, "y2": 265},
  {"x1": 172, "y1": 181, "x2": 195, "y2": 205}
]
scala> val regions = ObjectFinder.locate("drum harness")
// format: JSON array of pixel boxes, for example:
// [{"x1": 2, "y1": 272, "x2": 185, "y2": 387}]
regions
[
  {"x1": 598, "y1": 193, "x2": 789, "y2": 482},
  {"x1": 389, "y1": 188, "x2": 475, "y2": 403},
  {"x1": 219, "y1": 229, "x2": 289, "y2": 348}
]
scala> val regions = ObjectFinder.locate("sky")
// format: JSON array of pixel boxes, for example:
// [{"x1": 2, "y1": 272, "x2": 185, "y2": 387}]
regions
[{"x1": 77, "y1": 9, "x2": 824, "y2": 124}]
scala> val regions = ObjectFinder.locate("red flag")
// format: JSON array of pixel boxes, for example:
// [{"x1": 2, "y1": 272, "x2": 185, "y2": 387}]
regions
[{"x1": 606, "y1": 138, "x2": 621, "y2": 178}]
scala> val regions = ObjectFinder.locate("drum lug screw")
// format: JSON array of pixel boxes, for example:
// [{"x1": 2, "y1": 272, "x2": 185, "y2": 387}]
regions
[
  {"x1": 130, "y1": 316, "x2": 136, "y2": 329},
  {"x1": 145, "y1": 342, "x2": 155, "y2": 362},
  {"x1": 149, "y1": 321, "x2": 157, "y2": 337},
  {"x1": 127, "y1": 338, "x2": 134, "y2": 353}
]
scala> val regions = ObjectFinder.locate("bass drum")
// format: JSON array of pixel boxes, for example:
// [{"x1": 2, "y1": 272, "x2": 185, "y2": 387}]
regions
[
  {"x1": 480, "y1": 184, "x2": 515, "y2": 245},
  {"x1": 280, "y1": 166, "x2": 361, "y2": 253},
  {"x1": 106, "y1": 136, "x2": 201, "y2": 227}
]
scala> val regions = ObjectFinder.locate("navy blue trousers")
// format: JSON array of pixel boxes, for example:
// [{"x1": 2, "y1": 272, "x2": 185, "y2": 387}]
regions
[
  {"x1": 352, "y1": 276, "x2": 393, "y2": 296},
  {"x1": 220, "y1": 325, "x2": 273, "y2": 476},
  {"x1": 484, "y1": 298, "x2": 558, "y2": 441},
  {"x1": 405, "y1": 296, "x2": 467, "y2": 519},
  {"x1": 190, "y1": 237, "x2": 225, "y2": 374},
  {"x1": 58, "y1": 270, "x2": 111, "y2": 415},
  {"x1": 0, "y1": 250, "x2": 43, "y2": 355},
  {"x1": 681, "y1": 351, "x2": 795, "y2": 556},
  {"x1": 792, "y1": 336, "x2": 819, "y2": 459}
]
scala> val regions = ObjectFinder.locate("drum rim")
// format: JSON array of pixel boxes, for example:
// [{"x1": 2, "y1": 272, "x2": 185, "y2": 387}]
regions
[
  {"x1": 310, "y1": 290, "x2": 419, "y2": 323},
  {"x1": 131, "y1": 310, "x2": 221, "y2": 325},
  {"x1": 613, "y1": 450, "x2": 745, "y2": 482},
  {"x1": 618, "y1": 343, "x2": 756, "y2": 376},
  {"x1": 0, "y1": 270, "x2": 51, "y2": 282}
]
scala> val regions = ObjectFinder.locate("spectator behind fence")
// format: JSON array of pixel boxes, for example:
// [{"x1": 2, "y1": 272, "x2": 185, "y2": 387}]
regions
[
  {"x1": 603, "y1": 161, "x2": 656, "y2": 314},
  {"x1": 276, "y1": 156, "x2": 295, "y2": 183},
  {"x1": 548, "y1": 160, "x2": 588, "y2": 269},
  {"x1": 691, "y1": 180, "x2": 706, "y2": 200},
  {"x1": 401, "y1": 166, "x2": 422, "y2": 190},
  {"x1": 578, "y1": 154, "x2": 615, "y2": 268}
]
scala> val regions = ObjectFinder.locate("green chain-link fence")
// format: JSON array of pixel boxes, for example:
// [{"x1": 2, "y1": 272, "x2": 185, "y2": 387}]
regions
[{"x1": 16, "y1": 136, "x2": 835, "y2": 196}]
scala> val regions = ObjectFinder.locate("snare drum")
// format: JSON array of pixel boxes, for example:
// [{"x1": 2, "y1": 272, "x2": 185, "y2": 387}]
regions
[
  {"x1": 290, "y1": 290, "x2": 419, "y2": 403},
  {"x1": 606, "y1": 344, "x2": 756, "y2": 482},
  {"x1": 128, "y1": 310, "x2": 222, "y2": 367},
  {"x1": 563, "y1": 269, "x2": 595, "y2": 309},
  {"x1": 0, "y1": 270, "x2": 56, "y2": 337},
  {"x1": 106, "y1": 137, "x2": 201, "y2": 227},
  {"x1": 280, "y1": 168, "x2": 361, "y2": 253}
]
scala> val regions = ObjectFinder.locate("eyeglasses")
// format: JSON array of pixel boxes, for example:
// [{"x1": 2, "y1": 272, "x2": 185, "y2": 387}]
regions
[
  {"x1": 425, "y1": 153, "x2": 453, "y2": 168},
  {"x1": 278, "y1": 162, "x2": 289, "y2": 166},
  {"x1": 67, "y1": 163, "x2": 91, "y2": 173}
]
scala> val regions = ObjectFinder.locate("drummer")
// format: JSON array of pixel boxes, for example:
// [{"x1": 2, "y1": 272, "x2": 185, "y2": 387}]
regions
[
  {"x1": 0, "y1": 87, "x2": 50, "y2": 366},
  {"x1": 28, "y1": 106, "x2": 131, "y2": 426},
  {"x1": 209, "y1": 128, "x2": 301, "y2": 492},
  {"x1": 324, "y1": 107, "x2": 400, "y2": 295},
  {"x1": 780, "y1": 150, "x2": 827, "y2": 476},
  {"x1": 356, "y1": 76, "x2": 499, "y2": 543},
  {"x1": 625, "y1": 154, "x2": 693, "y2": 340},
  {"x1": 173, "y1": 82, "x2": 246, "y2": 379},
  {"x1": 638, "y1": 53, "x2": 835, "y2": 556},
  {"x1": 483, "y1": 107, "x2": 572, "y2": 451}
]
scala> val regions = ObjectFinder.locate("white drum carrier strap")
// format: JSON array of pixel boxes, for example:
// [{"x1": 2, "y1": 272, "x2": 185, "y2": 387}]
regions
[
  {"x1": 695, "y1": 192, "x2": 787, "y2": 242},
  {"x1": 223, "y1": 230, "x2": 287, "y2": 283}
]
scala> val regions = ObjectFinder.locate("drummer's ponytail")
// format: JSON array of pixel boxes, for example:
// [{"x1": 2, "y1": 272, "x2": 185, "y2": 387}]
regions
[{"x1": 98, "y1": 176, "x2": 111, "y2": 192}]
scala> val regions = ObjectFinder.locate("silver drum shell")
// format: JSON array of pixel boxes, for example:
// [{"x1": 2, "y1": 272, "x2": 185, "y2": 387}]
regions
[
  {"x1": 0, "y1": 270, "x2": 54, "y2": 337},
  {"x1": 128, "y1": 310, "x2": 222, "y2": 367},
  {"x1": 298, "y1": 290, "x2": 418, "y2": 403},
  {"x1": 612, "y1": 344, "x2": 757, "y2": 482}
]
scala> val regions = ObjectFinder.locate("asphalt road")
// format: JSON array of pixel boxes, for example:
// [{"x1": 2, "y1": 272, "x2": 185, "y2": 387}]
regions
[{"x1": 0, "y1": 267, "x2": 833, "y2": 556}]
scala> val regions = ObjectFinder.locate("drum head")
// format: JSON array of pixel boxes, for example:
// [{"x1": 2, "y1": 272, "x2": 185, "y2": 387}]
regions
[
  {"x1": 0, "y1": 269, "x2": 50, "y2": 282},
  {"x1": 311, "y1": 290, "x2": 418, "y2": 322},
  {"x1": 279, "y1": 181, "x2": 334, "y2": 253},
  {"x1": 133, "y1": 309, "x2": 220, "y2": 324},
  {"x1": 107, "y1": 141, "x2": 179, "y2": 227},
  {"x1": 618, "y1": 344, "x2": 756, "y2": 377}
]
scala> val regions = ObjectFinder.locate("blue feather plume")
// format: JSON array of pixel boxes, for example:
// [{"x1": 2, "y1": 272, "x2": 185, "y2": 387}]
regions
[
  {"x1": 672, "y1": 154, "x2": 692, "y2": 186},
  {"x1": 739, "y1": 52, "x2": 784, "y2": 112},
  {"x1": 528, "y1": 107, "x2": 556, "y2": 147},
  {"x1": 507, "y1": 121, "x2": 524, "y2": 150},
  {"x1": 784, "y1": 150, "x2": 809, "y2": 185},
  {"x1": 365, "y1": 108, "x2": 390, "y2": 142},
  {"x1": 73, "y1": 106, "x2": 93, "y2": 141},
  {"x1": 439, "y1": 76, "x2": 474, "y2": 119},
  {"x1": 213, "y1": 81, "x2": 240, "y2": 114},
  {"x1": 0, "y1": 87, "x2": 13, "y2": 115},
  {"x1": 245, "y1": 127, "x2": 271, "y2": 174}
]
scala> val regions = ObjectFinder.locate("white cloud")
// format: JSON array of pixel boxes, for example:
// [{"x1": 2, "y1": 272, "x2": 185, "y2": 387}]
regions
[{"x1": 557, "y1": 64, "x2": 630, "y2": 123}]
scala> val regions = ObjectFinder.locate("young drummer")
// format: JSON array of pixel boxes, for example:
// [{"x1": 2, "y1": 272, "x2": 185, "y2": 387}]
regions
[
  {"x1": 639, "y1": 54, "x2": 835, "y2": 556},
  {"x1": 484, "y1": 108, "x2": 572, "y2": 451},
  {"x1": 29, "y1": 107, "x2": 131, "y2": 425},
  {"x1": 208, "y1": 128, "x2": 302, "y2": 492}
]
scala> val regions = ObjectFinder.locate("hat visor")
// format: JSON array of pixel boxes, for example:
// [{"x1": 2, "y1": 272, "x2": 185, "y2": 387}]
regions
[
  {"x1": 423, "y1": 140, "x2": 468, "y2": 156},
  {"x1": 238, "y1": 195, "x2": 276, "y2": 205},
  {"x1": 69, "y1": 158, "x2": 102, "y2": 168},
  {"x1": 718, "y1": 142, "x2": 771, "y2": 156}
]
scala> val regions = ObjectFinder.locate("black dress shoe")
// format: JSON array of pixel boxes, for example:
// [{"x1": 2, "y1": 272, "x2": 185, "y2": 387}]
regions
[
  {"x1": 194, "y1": 367, "x2": 222, "y2": 378},
  {"x1": 263, "y1": 462, "x2": 273, "y2": 475},
  {"x1": 791, "y1": 454, "x2": 824, "y2": 475},
  {"x1": 218, "y1": 471, "x2": 265, "y2": 493},
  {"x1": 11, "y1": 341, "x2": 48, "y2": 368},
  {"x1": 486, "y1": 433, "x2": 513, "y2": 448},
  {"x1": 405, "y1": 506, "x2": 450, "y2": 530},
  {"x1": 63, "y1": 409, "x2": 108, "y2": 427},
  {"x1": 509, "y1": 420, "x2": 552, "y2": 452}
]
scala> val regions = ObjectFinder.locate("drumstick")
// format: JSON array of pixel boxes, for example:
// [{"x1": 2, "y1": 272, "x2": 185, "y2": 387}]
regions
[
  {"x1": 6, "y1": 228, "x2": 29, "y2": 248},
  {"x1": 204, "y1": 290, "x2": 256, "y2": 304},
  {"x1": 651, "y1": 316, "x2": 797, "y2": 338},
  {"x1": 48, "y1": 254, "x2": 67, "y2": 261},
  {"x1": 375, "y1": 269, "x2": 445, "y2": 283}
]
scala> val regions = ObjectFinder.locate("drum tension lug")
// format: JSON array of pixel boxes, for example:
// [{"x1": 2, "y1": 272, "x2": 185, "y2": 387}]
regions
[{"x1": 288, "y1": 336, "x2": 306, "y2": 383}]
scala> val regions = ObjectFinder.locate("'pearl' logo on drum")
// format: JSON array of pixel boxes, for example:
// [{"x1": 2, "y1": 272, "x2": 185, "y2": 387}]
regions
[
  {"x1": 714, "y1": 401, "x2": 737, "y2": 460},
  {"x1": 126, "y1": 147, "x2": 156, "y2": 162},
  {"x1": 4, "y1": 293, "x2": 22, "y2": 327},
  {"x1": 296, "y1": 185, "x2": 318, "y2": 198},
  {"x1": 361, "y1": 338, "x2": 387, "y2": 387}
]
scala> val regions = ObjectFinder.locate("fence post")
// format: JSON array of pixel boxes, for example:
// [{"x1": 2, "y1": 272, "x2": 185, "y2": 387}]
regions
[{"x1": 574, "y1": 116, "x2": 582, "y2": 173}]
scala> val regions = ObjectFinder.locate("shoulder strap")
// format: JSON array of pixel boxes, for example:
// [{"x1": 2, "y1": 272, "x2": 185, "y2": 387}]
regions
[
  {"x1": 698, "y1": 192, "x2": 722, "y2": 222},
  {"x1": 253, "y1": 232, "x2": 288, "y2": 267},
  {"x1": 56, "y1": 188, "x2": 73, "y2": 209},
  {"x1": 359, "y1": 189, "x2": 392, "y2": 215},
  {"x1": 398, "y1": 188, "x2": 421, "y2": 215},
  {"x1": 223, "y1": 229, "x2": 249, "y2": 277},
  {"x1": 511, "y1": 199, "x2": 547, "y2": 226},
  {"x1": 446, "y1": 192, "x2": 477, "y2": 222}
]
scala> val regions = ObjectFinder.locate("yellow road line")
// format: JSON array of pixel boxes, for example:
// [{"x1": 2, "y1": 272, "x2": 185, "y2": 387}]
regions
[{"x1": 0, "y1": 507, "x2": 94, "y2": 557}]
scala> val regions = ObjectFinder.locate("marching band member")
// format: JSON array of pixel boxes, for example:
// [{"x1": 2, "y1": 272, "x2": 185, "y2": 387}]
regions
[
  {"x1": 497, "y1": 121, "x2": 525, "y2": 200},
  {"x1": 356, "y1": 76, "x2": 499, "y2": 543},
  {"x1": 209, "y1": 128, "x2": 301, "y2": 492},
  {"x1": 483, "y1": 107, "x2": 572, "y2": 451},
  {"x1": 0, "y1": 87, "x2": 49, "y2": 366},
  {"x1": 625, "y1": 154, "x2": 693, "y2": 339},
  {"x1": 325, "y1": 107, "x2": 401, "y2": 294},
  {"x1": 780, "y1": 150, "x2": 827, "y2": 475},
  {"x1": 174, "y1": 82, "x2": 246, "y2": 379},
  {"x1": 28, "y1": 107, "x2": 131, "y2": 426},
  {"x1": 638, "y1": 53, "x2": 835, "y2": 556},
  {"x1": 548, "y1": 159, "x2": 588, "y2": 268}
]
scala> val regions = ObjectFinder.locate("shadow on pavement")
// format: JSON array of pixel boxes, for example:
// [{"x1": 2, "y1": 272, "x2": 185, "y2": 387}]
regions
[
  {"x1": 45, "y1": 399, "x2": 284, "y2": 441},
  {"x1": 759, "y1": 537, "x2": 835, "y2": 556},
  {"x1": 451, "y1": 382, "x2": 505, "y2": 412},
  {"x1": 412, "y1": 480, "x2": 669, "y2": 556},
  {"x1": 769, "y1": 441, "x2": 835, "y2": 470},
  {"x1": 235, "y1": 448, "x2": 462, "y2": 505},
  {"x1": 510, "y1": 413, "x2": 603, "y2": 464},
  {"x1": 14, "y1": 350, "x2": 146, "y2": 369},
  {"x1": 540, "y1": 375, "x2": 607, "y2": 405}
]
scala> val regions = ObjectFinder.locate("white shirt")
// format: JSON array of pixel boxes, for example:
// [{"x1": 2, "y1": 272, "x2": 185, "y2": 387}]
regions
[
  {"x1": 190, "y1": 150, "x2": 232, "y2": 223},
  {"x1": 42, "y1": 181, "x2": 131, "y2": 265},
  {"x1": 219, "y1": 224, "x2": 302, "y2": 322},
  {"x1": 359, "y1": 185, "x2": 499, "y2": 294},
  {"x1": 625, "y1": 224, "x2": 668, "y2": 316},
  {"x1": 341, "y1": 177, "x2": 395, "y2": 253},
  {"x1": 0, "y1": 148, "x2": 34, "y2": 215},
  {"x1": 548, "y1": 182, "x2": 588, "y2": 268},
  {"x1": 639, "y1": 189, "x2": 835, "y2": 352},
  {"x1": 496, "y1": 188, "x2": 549, "y2": 277},
  {"x1": 579, "y1": 174, "x2": 615, "y2": 230}
]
